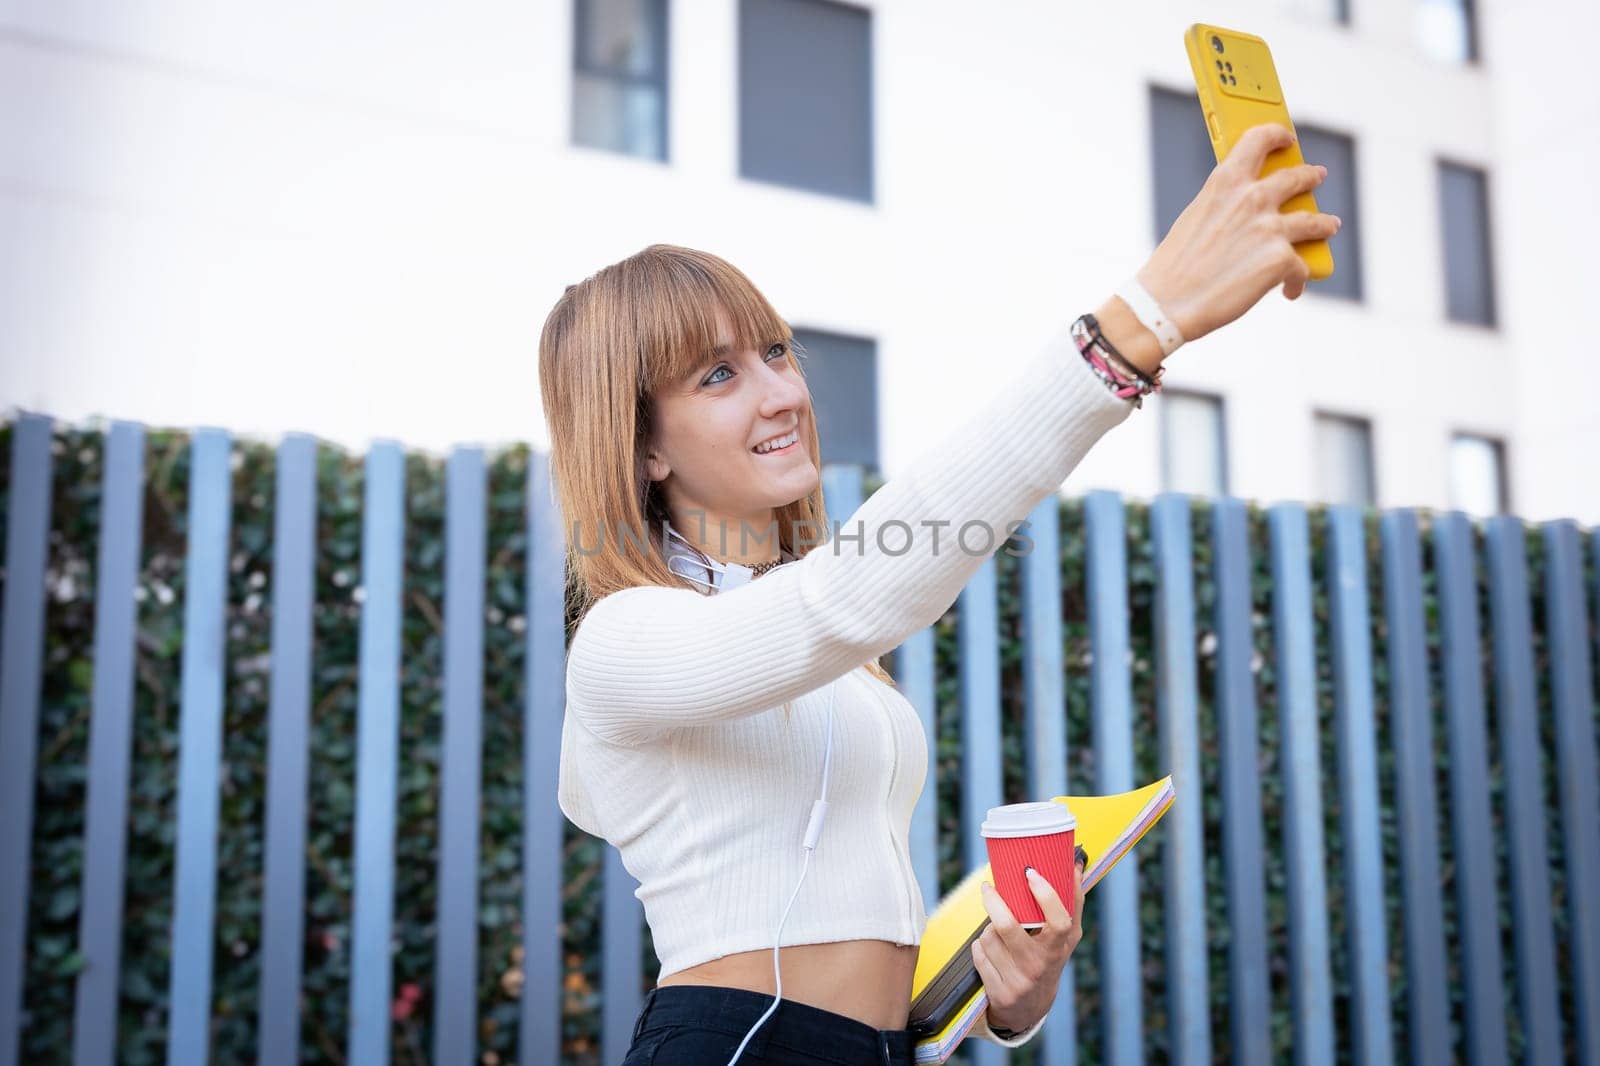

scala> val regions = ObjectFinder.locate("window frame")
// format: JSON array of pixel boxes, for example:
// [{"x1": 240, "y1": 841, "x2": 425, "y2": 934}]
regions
[
  {"x1": 570, "y1": 0, "x2": 672, "y2": 162},
  {"x1": 1294, "y1": 122, "x2": 1364, "y2": 303},
  {"x1": 1312, "y1": 409, "x2": 1379, "y2": 507},
  {"x1": 1159, "y1": 387, "x2": 1231, "y2": 498},
  {"x1": 1436, "y1": 157, "x2": 1499, "y2": 329},
  {"x1": 789, "y1": 325, "x2": 880, "y2": 471},
  {"x1": 736, "y1": 0, "x2": 876, "y2": 203},
  {"x1": 1448, "y1": 430, "x2": 1510, "y2": 515}
]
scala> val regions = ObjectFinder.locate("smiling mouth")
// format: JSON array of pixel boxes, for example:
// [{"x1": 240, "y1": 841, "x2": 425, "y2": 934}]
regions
[{"x1": 752, "y1": 431, "x2": 799, "y2": 455}]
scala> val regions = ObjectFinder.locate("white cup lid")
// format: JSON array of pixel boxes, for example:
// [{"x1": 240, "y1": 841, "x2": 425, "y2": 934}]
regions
[{"x1": 980, "y1": 801, "x2": 1076, "y2": 838}]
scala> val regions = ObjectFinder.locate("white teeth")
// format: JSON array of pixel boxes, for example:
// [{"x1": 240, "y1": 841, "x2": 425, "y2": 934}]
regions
[{"x1": 754, "y1": 431, "x2": 797, "y2": 454}]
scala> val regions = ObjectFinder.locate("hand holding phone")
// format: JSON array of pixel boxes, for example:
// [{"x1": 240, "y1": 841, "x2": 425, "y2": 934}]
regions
[
  {"x1": 1135, "y1": 123, "x2": 1341, "y2": 343},
  {"x1": 1185, "y1": 23, "x2": 1336, "y2": 282}
]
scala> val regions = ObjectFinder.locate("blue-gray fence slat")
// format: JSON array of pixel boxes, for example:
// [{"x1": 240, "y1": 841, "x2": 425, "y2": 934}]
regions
[
  {"x1": 434, "y1": 447, "x2": 488, "y2": 1066},
  {"x1": 348, "y1": 442, "x2": 407, "y2": 1066},
  {"x1": 959, "y1": 558, "x2": 1004, "y2": 879},
  {"x1": 600, "y1": 847, "x2": 642, "y2": 1064},
  {"x1": 958, "y1": 556, "x2": 1006, "y2": 1066},
  {"x1": 1210, "y1": 497, "x2": 1271, "y2": 1066},
  {"x1": 1021, "y1": 497, "x2": 1069, "y2": 804},
  {"x1": 256, "y1": 434, "x2": 318, "y2": 1066},
  {"x1": 71, "y1": 424, "x2": 146, "y2": 1066},
  {"x1": 1379, "y1": 510, "x2": 1450, "y2": 1066},
  {"x1": 1324, "y1": 507, "x2": 1393, "y2": 1066},
  {"x1": 165, "y1": 429, "x2": 234, "y2": 1066},
  {"x1": 1485, "y1": 517, "x2": 1561, "y2": 1064},
  {"x1": 1541, "y1": 520, "x2": 1600, "y2": 1065},
  {"x1": 1432, "y1": 512, "x2": 1508, "y2": 1066},
  {"x1": 520, "y1": 451, "x2": 566, "y2": 1066},
  {"x1": 1265, "y1": 504, "x2": 1333, "y2": 1066},
  {"x1": 1020, "y1": 495, "x2": 1077, "y2": 1066},
  {"x1": 1150, "y1": 494, "x2": 1211, "y2": 1066},
  {"x1": 0, "y1": 414, "x2": 52, "y2": 1066},
  {"x1": 1085, "y1": 491, "x2": 1141, "y2": 1066}
]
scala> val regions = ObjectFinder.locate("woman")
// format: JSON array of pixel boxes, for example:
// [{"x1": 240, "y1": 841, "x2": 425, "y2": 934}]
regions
[{"x1": 540, "y1": 122, "x2": 1337, "y2": 1066}]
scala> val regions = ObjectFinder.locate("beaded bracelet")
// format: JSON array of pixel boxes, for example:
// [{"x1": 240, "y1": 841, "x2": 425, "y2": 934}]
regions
[{"x1": 1071, "y1": 313, "x2": 1164, "y2": 409}]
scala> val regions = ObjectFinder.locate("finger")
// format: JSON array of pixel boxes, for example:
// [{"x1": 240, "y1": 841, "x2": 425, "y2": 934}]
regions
[
  {"x1": 972, "y1": 936, "x2": 1020, "y2": 1005},
  {"x1": 1280, "y1": 210, "x2": 1342, "y2": 245},
  {"x1": 1282, "y1": 256, "x2": 1311, "y2": 300},
  {"x1": 1256, "y1": 163, "x2": 1326, "y2": 210},
  {"x1": 1224, "y1": 122, "x2": 1297, "y2": 180},
  {"x1": 980, "y1": 881, "x2": 1037, "y2": 959},
  {"x1": 1024, "y1": 868, "x2": 1073, "y2": 946},
  {"x1": 980, "y1": 923, "x2": 1024, "y2": 979},
  {"x1": 1072, "y1": 859, "x2": 1087, "y2": 927}
]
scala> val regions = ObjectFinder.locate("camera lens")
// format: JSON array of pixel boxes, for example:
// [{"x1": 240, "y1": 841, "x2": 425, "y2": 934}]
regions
[{"x1": 1211, "y1": 35, "x2": 1223, "y2": 52}]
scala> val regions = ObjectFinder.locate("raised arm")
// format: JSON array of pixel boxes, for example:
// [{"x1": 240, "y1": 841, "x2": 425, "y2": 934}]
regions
[
  {"x1": 564, "y1": 322, "x2": 1134, "y2": 744},
  {"x1": 568, "y1": 121, "x2": 1342, "y2": 746}
]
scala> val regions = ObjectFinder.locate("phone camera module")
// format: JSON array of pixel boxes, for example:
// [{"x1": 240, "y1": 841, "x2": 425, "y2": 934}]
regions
[{"x1": 1211, "y1": 34, "x2": 1224, "y2": 52}]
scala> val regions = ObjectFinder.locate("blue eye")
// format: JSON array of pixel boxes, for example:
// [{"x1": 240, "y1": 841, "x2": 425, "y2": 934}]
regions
[{"x1": 702, "y1": 343, "x2": 789, "y2": 385}]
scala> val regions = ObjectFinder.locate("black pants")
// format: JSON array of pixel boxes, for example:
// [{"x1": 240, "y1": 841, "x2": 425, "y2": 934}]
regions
[{"x1": 621, "y1": 985, "x2": 919, "y2": 1066}]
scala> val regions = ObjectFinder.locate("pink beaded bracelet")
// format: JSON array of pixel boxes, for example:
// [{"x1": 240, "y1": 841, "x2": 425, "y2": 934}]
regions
[{"x1": 1071, "y1": 313, "x2": 1163, "y2": 409}]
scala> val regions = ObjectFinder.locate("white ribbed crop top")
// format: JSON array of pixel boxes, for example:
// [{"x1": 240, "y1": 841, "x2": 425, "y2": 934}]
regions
[{"x1": 556, "y1": 319, "x2": 1135, "y2": 1045}]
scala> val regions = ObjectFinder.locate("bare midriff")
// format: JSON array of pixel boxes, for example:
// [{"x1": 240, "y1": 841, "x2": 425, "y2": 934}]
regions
[{"x1": 655, "y1": 939, "x2": 921, "y2": 1032}]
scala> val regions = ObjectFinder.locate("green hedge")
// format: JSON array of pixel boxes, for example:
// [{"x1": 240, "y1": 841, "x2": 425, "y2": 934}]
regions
[{"x1": 1, "y1": 423, "x2": 1593, "y2": 1064}]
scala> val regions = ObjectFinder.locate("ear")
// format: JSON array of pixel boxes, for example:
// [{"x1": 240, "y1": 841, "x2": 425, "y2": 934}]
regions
[{"x1": 644, "y1": 448, "x2": 670, "y2": 483}]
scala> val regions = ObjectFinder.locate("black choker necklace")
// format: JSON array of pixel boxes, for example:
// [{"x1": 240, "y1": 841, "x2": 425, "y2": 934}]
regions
[{"x1": 748, "y1": 558, "x2": 785, "y2": 577}]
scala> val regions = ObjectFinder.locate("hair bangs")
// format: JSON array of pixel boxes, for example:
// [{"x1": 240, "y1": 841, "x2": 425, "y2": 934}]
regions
[{"x1": 633, "y1": 245, "x2": 793, "y2": 393}]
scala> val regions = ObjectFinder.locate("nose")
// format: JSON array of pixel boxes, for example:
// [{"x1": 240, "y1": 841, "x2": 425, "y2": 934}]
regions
[{"x1": 757, "y1": 356, "x2": 808, "y2": 419}]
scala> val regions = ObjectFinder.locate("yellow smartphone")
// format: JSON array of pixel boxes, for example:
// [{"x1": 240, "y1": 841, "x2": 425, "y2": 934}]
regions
[{"x1": 1184, "y1": 23, "x2": 1335, "y2": 280}]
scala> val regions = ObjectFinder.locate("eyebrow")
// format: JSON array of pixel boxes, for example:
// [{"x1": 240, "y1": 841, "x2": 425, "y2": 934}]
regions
[{"x1": 684, "y1": 341, "x2": 734, "y2": 382}]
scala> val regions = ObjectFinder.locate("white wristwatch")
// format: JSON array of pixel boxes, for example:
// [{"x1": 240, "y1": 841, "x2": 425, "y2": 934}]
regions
[{"x1": 1114, "y1": 275, "x2": 1185, "y2": 358}]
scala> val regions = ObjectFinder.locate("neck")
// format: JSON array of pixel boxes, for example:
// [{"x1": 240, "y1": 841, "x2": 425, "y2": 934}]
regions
[{"x1": 666, "y1": 507, "x2": 782, "y2": 567}]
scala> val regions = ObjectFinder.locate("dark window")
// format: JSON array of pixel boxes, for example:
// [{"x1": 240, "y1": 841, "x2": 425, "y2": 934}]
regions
[
  {"x1": 572, "y1": 0, "x2": 669, "y2": 160},
  {"x1": 1149, "y1": 86, "x2": 1215, "y2": 245},
  {"x1": 1296, "y1": 124, "x2": 1363, "y2": 300},
  {"x1": 1439, "y1": 161, "x2": 1497, "y2": 327},
  {"x1": 1417, "y1": 0, "x2": 1479, "y2": 63},
  {"x1": 1450, "y1": 433, "x2": 1508, "y2": 515},
  {"x1": 1314, "y1": 412, "x2": 1377, "y2": 506},
  {"x1": 792, "y1": 327, "x2": 878, "y2": 469},
  {"x1": 1160, "y1": 390, "x2": 1228, "y2": 497},
  {"x1": 739, "y1": 0, "x2": 873, "y2": 203}
]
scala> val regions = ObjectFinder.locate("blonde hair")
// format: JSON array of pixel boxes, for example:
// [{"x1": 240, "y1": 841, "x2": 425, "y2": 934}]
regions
[{"x1": 538, "y1": 243, "x2": 898, "y2": 695}]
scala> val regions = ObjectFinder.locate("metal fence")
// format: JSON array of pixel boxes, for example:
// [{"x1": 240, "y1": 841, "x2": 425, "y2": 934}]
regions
[{"x1": 1, "y1": 412, "x2": 1596, "y2": 1066}]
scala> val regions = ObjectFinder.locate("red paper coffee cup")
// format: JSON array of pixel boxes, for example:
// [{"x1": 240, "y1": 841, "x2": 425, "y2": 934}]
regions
[{"x1": 981, "y1": 801, "x2": 1078, "y2": 927}]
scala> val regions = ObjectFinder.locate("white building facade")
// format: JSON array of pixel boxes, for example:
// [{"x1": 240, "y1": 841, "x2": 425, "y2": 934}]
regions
[{"x1": 1, "y1": 0, "x2": 1593, "y2": 521}]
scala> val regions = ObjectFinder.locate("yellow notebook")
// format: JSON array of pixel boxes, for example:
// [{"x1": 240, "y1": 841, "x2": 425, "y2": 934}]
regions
[{"x1": 908, "y1": 777, "x2": 1176, "y2": 1063}]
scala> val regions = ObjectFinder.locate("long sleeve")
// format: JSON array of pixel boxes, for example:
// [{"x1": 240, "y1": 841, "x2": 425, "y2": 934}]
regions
[
  {"x1": 971, "y1": 1003, "x2": 1046, "y2": 1048},
  {"x1": 565, "y1": 319, "x2": 1135, "y2": 745}
]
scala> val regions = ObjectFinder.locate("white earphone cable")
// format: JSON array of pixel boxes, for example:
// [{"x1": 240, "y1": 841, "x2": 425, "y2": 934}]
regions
[{"x1": 723, "y1": 679, "x2": 837, "y2": 1066}]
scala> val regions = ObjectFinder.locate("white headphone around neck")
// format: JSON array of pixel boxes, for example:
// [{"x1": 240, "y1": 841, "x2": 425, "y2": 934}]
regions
[
  {"x1": 661, "y1": 522, "x2": 837, "y2": 1066},
  {"x1": 663, "y1": 525, "x2": 761, "y2": 592}
]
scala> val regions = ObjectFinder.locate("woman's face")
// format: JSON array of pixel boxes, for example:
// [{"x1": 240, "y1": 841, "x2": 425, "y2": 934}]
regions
[{"x1": 644, "y1": 311, "x2": 818, "y2": 549}]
